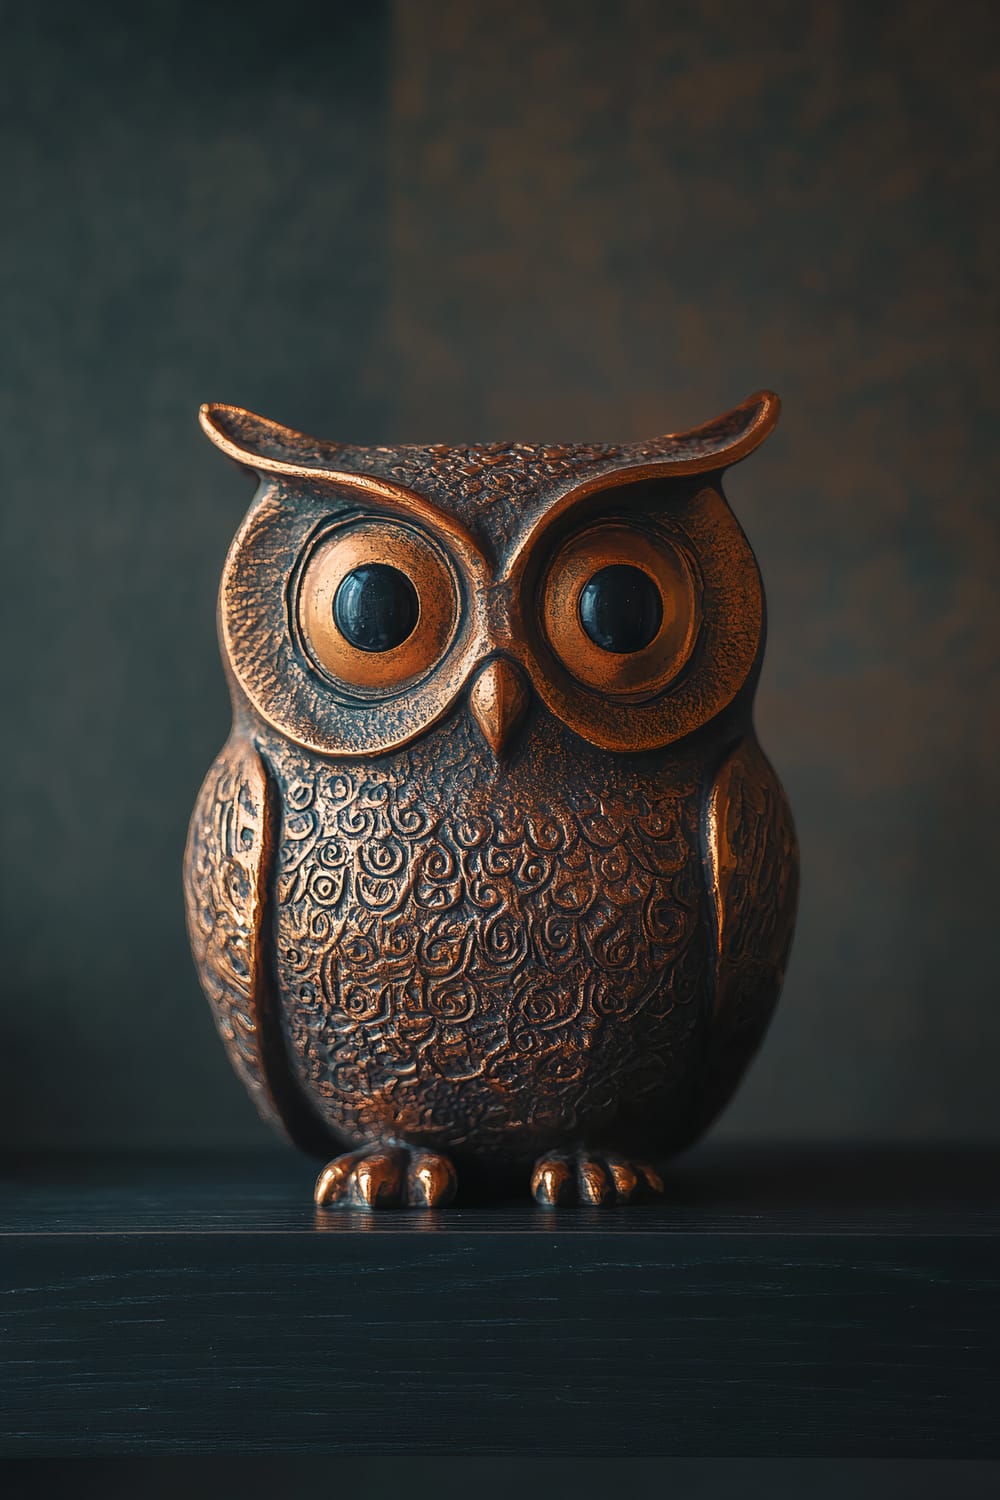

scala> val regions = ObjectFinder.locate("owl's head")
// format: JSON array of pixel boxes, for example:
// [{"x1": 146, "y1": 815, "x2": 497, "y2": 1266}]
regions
[{"x1": 201, "y1": 393, "x2": 779, "y2": 760}]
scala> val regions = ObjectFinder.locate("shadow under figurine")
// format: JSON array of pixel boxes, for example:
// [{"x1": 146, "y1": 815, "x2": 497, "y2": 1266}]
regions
[{"x1": 184, "y1": 393, "x2": 798, "y2": 1209}]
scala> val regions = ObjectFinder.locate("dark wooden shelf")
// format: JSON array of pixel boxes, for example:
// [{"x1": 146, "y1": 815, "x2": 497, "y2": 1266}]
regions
[{"x1": 2, "y1": 1145, "x2": 998, "y2": 1457}]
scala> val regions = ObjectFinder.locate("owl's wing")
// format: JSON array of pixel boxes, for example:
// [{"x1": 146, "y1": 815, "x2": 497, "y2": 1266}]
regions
[
  {"x1": 184, "y1": 736, "x2": 330, "y2": 1153},
  {"x1": 696, "y1": 735, "x2": 799, "y2": 1134}
]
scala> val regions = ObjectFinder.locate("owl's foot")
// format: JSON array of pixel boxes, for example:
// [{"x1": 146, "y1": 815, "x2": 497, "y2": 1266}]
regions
[
  {"x1": 531, "y1": 1150, "x2": 664, "y2": 1207},
  {"x1": 314, "y1": 1143, "x2": 457, "y2": 1210}
]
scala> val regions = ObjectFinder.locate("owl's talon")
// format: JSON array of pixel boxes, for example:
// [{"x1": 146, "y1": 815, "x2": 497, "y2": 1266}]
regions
[
  {"x1": 408, "y1": 1150, "x2": 458, "y2": 1208},
  {"x1": 531, "y1": 1149, "x2": 664, "y2": 1207},
  {"x1": 578, "y1": 1159, "x2": 613, "y2": 1205},
  {"x1": 353, "y1": 1151, "x2": 403, "y2": 1208},
  {"x1": 607, "y1": 1161, "x2": 638, "y2": 1201},
  {"x1": 314, "y1": 1143, "x2": 457, "y2": 1210},
  {"x1": 530, "y1": 1157, "x2": 575, "y2": 1205},
  {"x1": 637, "y1": 1162, "x2": 665, "y2": 1196},
  {"x1": 313, "y1": 1151, "x2": 365, "y2": 1206}
]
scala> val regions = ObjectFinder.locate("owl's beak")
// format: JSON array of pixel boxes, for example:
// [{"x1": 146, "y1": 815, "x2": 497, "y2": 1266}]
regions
[{"x1": 469, "y1": 658, "x2": 530, "y2": 758}]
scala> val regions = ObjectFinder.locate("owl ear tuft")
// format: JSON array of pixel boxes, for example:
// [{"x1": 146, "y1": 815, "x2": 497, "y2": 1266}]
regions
[
  {"x1": 198, "y1": 403, "x2": 345, "y2": 478},
  {"x1": 620, "y1": 390, "x2": 781, "y2": 475},
  {"x1": 199, "y1": 403, "x2": 491, "y2": 565}
]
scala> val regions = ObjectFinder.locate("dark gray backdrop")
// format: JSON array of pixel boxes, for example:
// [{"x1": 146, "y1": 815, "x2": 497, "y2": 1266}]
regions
[{"x1": 2, "y1": 0, "x2": 997, "y2": 1149}]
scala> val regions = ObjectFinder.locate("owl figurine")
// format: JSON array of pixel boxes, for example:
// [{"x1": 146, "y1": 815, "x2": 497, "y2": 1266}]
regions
[{"x1": 184, "y1": 393, "x2": 798, "y2": 1209}]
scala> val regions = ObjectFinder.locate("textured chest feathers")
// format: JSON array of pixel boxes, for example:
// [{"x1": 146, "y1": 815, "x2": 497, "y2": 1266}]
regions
[
  {"x1": 265, "y1": 727, "x2": 708, "y2": 1025},
  {"x1": 201, "y1": 393, "x2": 778, "y2": 765}
]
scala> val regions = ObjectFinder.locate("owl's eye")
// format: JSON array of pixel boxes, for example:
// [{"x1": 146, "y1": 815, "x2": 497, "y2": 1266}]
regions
[
  {"x1": 542, "y1": 524, "x2": 699, "y2": 698},
  {"x1": 333, "y1": 564, "x2": 419, "y2": 652},
  {"x1": 579, "y1": 565, "x2": 663, "y2": 654},
  {"x1": 299, "y1": 521, "x2": 458, "y2": 690}
]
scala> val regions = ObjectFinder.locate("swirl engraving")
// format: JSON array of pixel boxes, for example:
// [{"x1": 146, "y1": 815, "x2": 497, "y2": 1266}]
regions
[{"x1": 263, "y1": 714, "x2": 714, "y2": 1162}]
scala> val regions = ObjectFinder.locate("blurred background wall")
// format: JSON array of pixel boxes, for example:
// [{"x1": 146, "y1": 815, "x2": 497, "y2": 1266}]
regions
[{"x1": 1, "y1": 0, "x2": 997, "y2": 1149}]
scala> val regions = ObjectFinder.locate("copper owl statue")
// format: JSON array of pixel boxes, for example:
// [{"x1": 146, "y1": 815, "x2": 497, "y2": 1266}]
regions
[{"x1": 184, "y1": 393, "x2": 798, "y2": 1208}]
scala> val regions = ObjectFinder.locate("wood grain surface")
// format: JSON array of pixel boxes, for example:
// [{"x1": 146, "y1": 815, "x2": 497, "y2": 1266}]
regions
[{"x1": 1, "y1": 1147, "x2": 997, "y2": 1457}]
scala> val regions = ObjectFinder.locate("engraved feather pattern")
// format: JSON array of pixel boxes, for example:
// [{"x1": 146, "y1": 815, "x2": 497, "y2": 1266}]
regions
[
  {"x1": 697, "y1": 735, "x2": 799, "y2": 1133},
  {"x1": 184, "y1": 737, "x2": 329, "y2": 1151},
  {"x1": 262, "y1": 715, "x2": 715, "y2": 1165},
  {"x1": 184, "y1": 737, "x2": 285, "y2": 1131}
]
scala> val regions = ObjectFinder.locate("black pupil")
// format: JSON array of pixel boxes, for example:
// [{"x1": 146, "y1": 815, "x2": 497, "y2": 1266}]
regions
[
  {"x1": 579, "y1": 564, "x2": 662, "y2": 654},
  {"x1": 333, "y1": 564, "x2": 418, "y2": 652}
]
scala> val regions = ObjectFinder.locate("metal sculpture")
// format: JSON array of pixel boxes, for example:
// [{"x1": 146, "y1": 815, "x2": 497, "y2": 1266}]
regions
[{"x1": 184, "y1": 392, "x2": 798, "y2": 1207}]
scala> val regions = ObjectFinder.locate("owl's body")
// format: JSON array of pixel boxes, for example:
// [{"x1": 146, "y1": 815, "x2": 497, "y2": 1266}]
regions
[{"x1": 185, "y1": 398, "x2": 797, "y2": 1206}]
